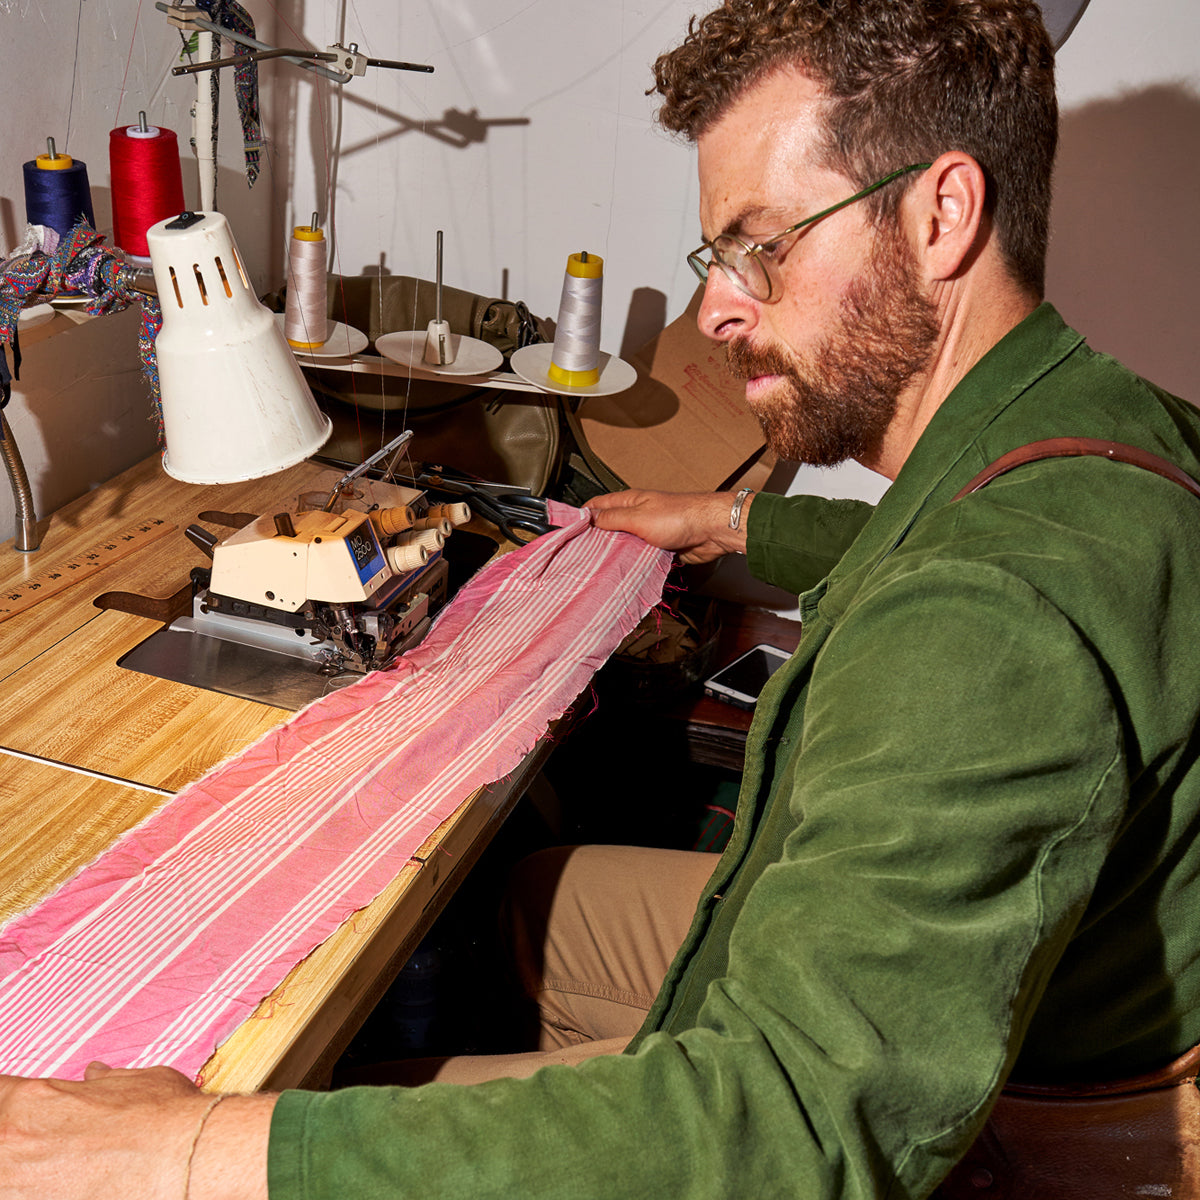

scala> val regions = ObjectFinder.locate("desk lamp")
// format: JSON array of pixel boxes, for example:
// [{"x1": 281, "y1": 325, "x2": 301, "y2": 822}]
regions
[
  {"x1": 146, "y1": 209, "x2": 331, "y2": 484},
  {"x1": 1, "y1": 214, "x2": 332, "y2": 551}
]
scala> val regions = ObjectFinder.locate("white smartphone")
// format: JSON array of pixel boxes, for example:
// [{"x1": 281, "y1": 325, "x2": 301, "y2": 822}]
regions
[{"x1": 703, "y1": 643, "x2": 790, "y2": 710}]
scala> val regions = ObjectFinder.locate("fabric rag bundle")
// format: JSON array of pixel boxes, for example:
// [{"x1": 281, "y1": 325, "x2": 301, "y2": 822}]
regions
[{"x1": 0, "y1": 503, "x2": 670, "y2": 1081}]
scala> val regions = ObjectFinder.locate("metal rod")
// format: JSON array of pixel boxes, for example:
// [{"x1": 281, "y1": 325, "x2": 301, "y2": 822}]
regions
[
  {"x1": 155, "y1": 1, "x2": 349, "y2": 82},
  {"x1": 157, "y1": 2, "x2": 433, "y2": 80},
  {"x1": 435, "y1": 231, "x2": 444, "y2": 326},
  {"x1": 365, "y1": 56, "x2": 435, "y2": 73},
  {"x1": 323, "y1": 430, "x2": 415, "y2": 511},
  {"x1": 1, "y1": 412, "x2": 40, "y2": 551},
  {"x1": 173, "y1": 46, "x2": 339, "y2": 76}
]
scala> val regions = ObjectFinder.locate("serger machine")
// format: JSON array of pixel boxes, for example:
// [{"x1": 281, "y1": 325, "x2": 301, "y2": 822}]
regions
[
  {"x1": 114, "y1": 437, "x2": 477, "y2": 709},
  {"x1": 182, "y1": 499, "x2": 452, "y2": 678}
]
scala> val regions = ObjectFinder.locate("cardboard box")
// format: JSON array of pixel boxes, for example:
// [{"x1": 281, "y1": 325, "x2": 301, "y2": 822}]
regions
[{"x1": 578, "y1": 288, "x2": 770, "y2": 493}]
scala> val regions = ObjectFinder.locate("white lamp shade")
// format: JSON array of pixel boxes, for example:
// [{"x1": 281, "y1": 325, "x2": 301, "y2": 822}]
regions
[{"x1": 147, "y1": 211, "x2": 332, "y2": 484}]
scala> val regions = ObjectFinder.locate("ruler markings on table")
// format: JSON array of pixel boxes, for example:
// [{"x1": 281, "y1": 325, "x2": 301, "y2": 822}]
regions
[{"x1": 0, "y1": 518, "x2": 178, "y2": 623}]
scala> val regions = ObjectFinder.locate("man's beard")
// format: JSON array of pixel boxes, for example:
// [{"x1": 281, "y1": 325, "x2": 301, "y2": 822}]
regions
[{"x1": 726, "y1": 225, "x2": 940, "y2": 467}]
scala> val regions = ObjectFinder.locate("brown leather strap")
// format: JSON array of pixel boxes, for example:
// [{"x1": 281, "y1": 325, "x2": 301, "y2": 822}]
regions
[
  {"x1": 940, "y1": 440, "x2": 1200, "y2": 1194},
  {"x1": 952, "y1": 437, "x2": 1200, "y2": 501},
  {"x1": 934, "y1": 1043, "x2": 1200, "y2": 1199},
  {"x1": 1006, "y1": 1040, "x2": 1200, "y2": 1100}
]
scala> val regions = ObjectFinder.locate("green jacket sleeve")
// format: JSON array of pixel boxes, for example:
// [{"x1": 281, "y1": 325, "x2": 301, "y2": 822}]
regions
[
  {"x1": 267, "y1": 551, "x2": 1125, "y2": 1200},
  {"x1": 745, "y1": 492, "x2": 875, "y2": 596}
]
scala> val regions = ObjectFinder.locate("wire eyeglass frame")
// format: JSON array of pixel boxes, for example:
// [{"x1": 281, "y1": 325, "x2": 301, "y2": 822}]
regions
[{"x1": 687, "y1": 163, "x2": 932, "y2": 302}]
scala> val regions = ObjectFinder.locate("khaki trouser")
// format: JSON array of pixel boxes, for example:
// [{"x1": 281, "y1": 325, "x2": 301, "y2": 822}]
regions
[{"x1": 342, "y1": 844, "x2": 716, "y2": 1087}]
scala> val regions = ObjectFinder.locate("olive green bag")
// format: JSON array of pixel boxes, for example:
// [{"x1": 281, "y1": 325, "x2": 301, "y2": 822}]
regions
[{"x1": 299, "y1": 273, "x2": 624, "y2": 503}]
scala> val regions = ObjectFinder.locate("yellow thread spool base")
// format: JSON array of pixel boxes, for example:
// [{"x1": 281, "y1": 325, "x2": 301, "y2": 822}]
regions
[
  {"x1": 547, "y1": 362, "x2": 600, "y2": 388},
  {"x1": 36, "y1": 153, "x2": 74, "y2": 171},
  {"x1": 566, "y1": 251, "x2": 603, "y2": 278}
]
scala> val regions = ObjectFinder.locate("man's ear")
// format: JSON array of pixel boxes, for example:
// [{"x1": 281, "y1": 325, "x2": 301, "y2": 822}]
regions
[{"x1": 908, "y1": 152, "x2": 988, "y2": 283}]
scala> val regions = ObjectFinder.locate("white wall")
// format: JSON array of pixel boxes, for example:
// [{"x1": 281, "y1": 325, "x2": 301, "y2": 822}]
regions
[
  {"x1": 2, "y1": 0, "x2": 1197, "y2": 578},
  {"x1": 1048, "y1": 0, "x2": 1200, "y2": 404},
  {"x1": 271, "y1": 0, "x2": 702, "y2": 358},
  {"x1": 270, "y1": 0, "x2": 1200, "y2": 530}
]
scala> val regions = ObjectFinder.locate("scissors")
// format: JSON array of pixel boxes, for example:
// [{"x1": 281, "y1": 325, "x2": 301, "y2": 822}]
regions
[{"x1": 415, "y1": 466, "x2": 555, "y2": 542}]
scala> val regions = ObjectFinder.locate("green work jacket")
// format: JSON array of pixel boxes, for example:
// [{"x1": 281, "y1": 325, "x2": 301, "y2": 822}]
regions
[{"x1": 268, "y1": 304, "x2": 1200, "y2": 1198}]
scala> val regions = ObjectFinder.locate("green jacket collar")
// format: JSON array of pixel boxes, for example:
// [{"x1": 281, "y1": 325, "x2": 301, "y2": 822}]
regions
[{"x1": 813, "y1": 303, "x2": 1083, "y2": 621}]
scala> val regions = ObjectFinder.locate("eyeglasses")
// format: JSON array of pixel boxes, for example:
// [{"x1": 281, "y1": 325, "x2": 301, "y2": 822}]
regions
[{"x1": 687, "y1": 163, "x2": 931, "y2": 302}]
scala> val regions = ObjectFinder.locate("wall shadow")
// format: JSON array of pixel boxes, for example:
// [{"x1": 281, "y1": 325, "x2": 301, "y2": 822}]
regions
[
  {"x1": 621, "y1": 286, "x2": 669, "y2": 361},
  {"x1": 1047, "y1": 84, "x2": 1200, "y2": 403}
]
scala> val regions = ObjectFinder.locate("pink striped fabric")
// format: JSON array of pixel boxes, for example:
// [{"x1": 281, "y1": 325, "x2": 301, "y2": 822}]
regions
[{"x1": 0, "y1": 503, "x2": 670, "y2": 1081}]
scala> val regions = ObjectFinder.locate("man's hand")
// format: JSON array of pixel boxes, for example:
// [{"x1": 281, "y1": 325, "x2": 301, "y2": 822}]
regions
[
  {"x1": 585, "y1": 489, "x2": 752, "y2": 564},
  {"x1": 0, "y1": 1063, "x2": 208, "y2": 1199},
  {"x1": 0, "y1": 1063, "x2": 274, "y2": 1200}
]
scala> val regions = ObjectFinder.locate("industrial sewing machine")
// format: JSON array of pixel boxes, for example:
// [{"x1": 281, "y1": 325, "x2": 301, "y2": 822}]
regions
[
  {"x1": 182, "y1": 496, "x2": 453, "y2": 675},
  {"x1": 109, "y1": 433, "x2": 536, "y2": 709},
  {"x1": 112, "y1": 488, "x2": 452, "y2": 708}
]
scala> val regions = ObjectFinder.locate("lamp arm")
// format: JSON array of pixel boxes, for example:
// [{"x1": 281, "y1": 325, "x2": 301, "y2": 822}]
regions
[{"x1": 1, "y1": 411, "x2": 39, "y2": 552}]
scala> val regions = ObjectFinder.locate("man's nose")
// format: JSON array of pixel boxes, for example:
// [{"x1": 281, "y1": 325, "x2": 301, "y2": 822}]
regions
[{"x1": 696, "y1": 265, "x2": 759, "y2": 342}]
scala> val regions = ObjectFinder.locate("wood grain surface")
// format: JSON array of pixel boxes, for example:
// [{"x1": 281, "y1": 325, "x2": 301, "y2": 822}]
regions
[
  {"x1": 0, "y1": 756, "x2": 169, "y2": 925},
  {"x1": 0, "y1": 608, "x2": 291, "y2": 790},
  {"x1": 0, "y1": 453, "x2": 533, "y2": 1092},
  {"x1": 0, "y1": 456, "x2": 339, "y2": 682}
]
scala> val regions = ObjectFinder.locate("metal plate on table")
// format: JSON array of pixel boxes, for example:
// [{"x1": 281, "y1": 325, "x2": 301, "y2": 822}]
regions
[{"x1": 117, "y1": 623, "x2": 370, "y2": 710}]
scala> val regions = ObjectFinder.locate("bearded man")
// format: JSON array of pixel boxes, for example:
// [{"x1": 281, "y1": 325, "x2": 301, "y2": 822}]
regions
[{"x1": 3, "y1": 2, "x2": 1200, "y2": 1198}]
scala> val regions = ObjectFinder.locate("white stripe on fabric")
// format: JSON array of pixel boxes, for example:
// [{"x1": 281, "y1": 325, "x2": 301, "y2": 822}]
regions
[{"x1": 0, "y1": 505, "x2": 670, "y2": 1079}]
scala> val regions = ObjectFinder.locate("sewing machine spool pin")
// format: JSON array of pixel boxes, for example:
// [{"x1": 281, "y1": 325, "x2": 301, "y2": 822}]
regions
[{"x1": 424, "y1": 230, "x2": 454, "y2": 367}]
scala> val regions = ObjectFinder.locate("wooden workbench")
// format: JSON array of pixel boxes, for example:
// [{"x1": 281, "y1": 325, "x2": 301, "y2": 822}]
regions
[{"x1": 0, "y1": 454, "x2": 542, "y2": 1092}]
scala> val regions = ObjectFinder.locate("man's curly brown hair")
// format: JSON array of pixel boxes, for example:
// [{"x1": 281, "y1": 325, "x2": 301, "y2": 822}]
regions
[{"x1": 651, "y1": 0, "x2": 1057, "y2": 296}]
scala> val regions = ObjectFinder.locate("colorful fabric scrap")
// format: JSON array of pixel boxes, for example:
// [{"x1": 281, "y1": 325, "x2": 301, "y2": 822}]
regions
[
  {"x1": 0, "y1": 221, "x2": 161, "y2": 429},
  {"x1": 193, "y1": 0, "x2": 265, "y2": 187}
]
